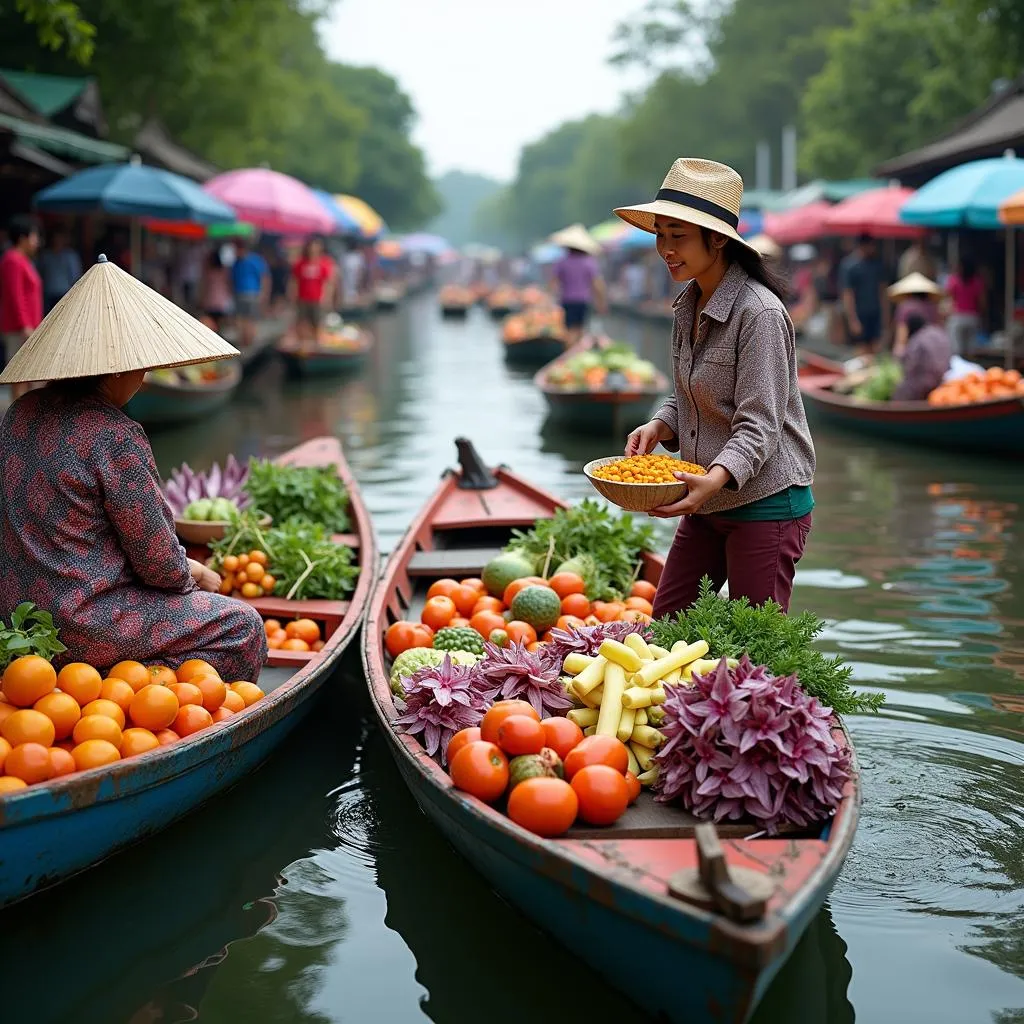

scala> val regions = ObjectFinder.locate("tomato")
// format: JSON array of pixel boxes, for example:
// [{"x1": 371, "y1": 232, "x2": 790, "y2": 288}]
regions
[
  {"x1": 469, "y1": 610, "x2": 506, "y2": 638},
  {"x1": 385, "y1": 621, "x2": 428, "y2": 657},
  {"x1": 505, "y1": 620, "x2": 537, "y2": 646},
  {"x1": 560, "y1": 593, "x2": 591, "y2": 618},
  {"x1": 571, "y1": 764, "x2": 630, "y2": 825},
  {"x1": 426, "y1": 578, "x2": 460, "y2": 601},
  {"x1": 630, "y1": 580, "x2": 657, "y2": 602},
  {"x1": 540, "y1": 716, "x2": 584, "y2": 760},
  {"x1": 459, "y1": 578, "x2": 487, "y2": 595},
  {"x1": 502, "y1": 576, "x2": 547, "y2": 608},
  {"x1": 445, "y1": 726, "x2": 481, "y2": 765},
  {"x1": 593, "y1": 602, "x2": 625, "y2": 623},
  {"x1": 446, "y1": 584, "x2": 479, "y2": 618},
  {"x1": 547, "y1": 572, "x2": 586, "y2": 599},
  {"x1": 449, "y1": 741, "x2": 509, "y2": 803},
  {"x1": 555, "y1": 615, "x2": 586, "y2": 633},
  {"x1": 421, "y1": 596, "x2": 457, "y2": 631},
  {"x1": 471, "y1": 595, "x2": 504, "y2": 616},
  {"x1": 481, "y1": 700, "x2": 540, "y2": 744},
  {"x1": 624, "y1": 770, "x2": 641, "y2": 805},
  {"x1": 506, "y1": 777, "x2": 578, "y2": 837},
  {"x1": 621, "y1": 610, "x2": 652, "y2": 624},
  {"x1": 496, "y1": 715, "x2": 546, "y2": 756},
  {"x1": 449, "y1": 616, "x2": 471, "y2": 628},
  {"x1": 563, "y1": 735, "x2": 630, "y2": 779},
  {"x1": 624, "y1": 597, "x2": 654, "y2": 616}
]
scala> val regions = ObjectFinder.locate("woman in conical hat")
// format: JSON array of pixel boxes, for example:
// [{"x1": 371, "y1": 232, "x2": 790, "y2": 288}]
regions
[
  {"x1": 549, "y1": 224, "x2": 607, "y2": 347},
  {"x1": 0, "y1": 256, "x2": 267, "y2": 680},
  {"x1": 887, "y1": 271, "x2": 942, "y2": 355},
  {"x1": 615, "y1": 158, "x2": 816, "y2": 614}
]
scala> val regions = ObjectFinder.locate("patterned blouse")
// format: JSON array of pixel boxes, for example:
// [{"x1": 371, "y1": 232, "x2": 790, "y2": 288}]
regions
[{"x1": 0, "y1": 389, "x2": 266, "y2": 679}]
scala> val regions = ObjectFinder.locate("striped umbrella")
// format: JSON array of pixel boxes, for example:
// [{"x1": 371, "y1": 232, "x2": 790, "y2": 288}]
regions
[{"x1": 335, "y1": 194, "x2": 386, "y2": 239}]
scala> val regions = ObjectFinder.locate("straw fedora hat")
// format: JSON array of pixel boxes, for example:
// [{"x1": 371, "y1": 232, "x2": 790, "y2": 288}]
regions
[
  {"x1": 0, "y1": 254, "x2": 238, "y2": 384},
  {"x1": 887, "y1": 271, "x2": 942, "y2": 300},
  {"x1": 550, "y1": 223, "x2": 600, "y2": 256},
  {"x1": 614, "y1": 158, "x2": 755, "y2": 251}
]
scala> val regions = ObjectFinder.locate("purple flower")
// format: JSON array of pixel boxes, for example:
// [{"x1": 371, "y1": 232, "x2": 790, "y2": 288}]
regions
[
  {"x1": 542, "y1": 621, "x2": 652, "y2": 669},
  {"x1": 476, "y1": 641, "x2": 573, "y2": 719},
  {"x1": 654, "y1": 655, "x2": 852, "y2": 833}
]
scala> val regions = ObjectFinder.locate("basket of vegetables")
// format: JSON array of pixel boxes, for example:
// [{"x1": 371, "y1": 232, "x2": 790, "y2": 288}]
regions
[{"x1": 163, "y1": 456, "x2": 271, "y2": 544}]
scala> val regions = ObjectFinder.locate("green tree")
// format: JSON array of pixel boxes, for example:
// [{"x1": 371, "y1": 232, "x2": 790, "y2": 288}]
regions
[
  {"x1": 427, "y1": 170, "x2": 504, "y2": 247},
  {"x1": 14, "y1": 0, "x2": 94, "y2": 62}
]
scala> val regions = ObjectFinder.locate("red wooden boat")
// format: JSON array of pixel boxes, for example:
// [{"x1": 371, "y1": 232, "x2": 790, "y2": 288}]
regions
[{"x1": 362, "y1": 438, "x2": 860, "y2": 1024}]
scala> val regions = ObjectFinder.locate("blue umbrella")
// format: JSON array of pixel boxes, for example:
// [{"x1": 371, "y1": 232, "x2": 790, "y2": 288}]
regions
[
  {"x1": 899, "y1": 155, "x2": 1024, "y2": 230},
  {"x1": 312, "y1": 189, "x2": 361, "y2": 235},
  {"x1": 738, "y1": 209, "x2": 764, "y2": 237},
  {"x1": 618, "y1": 225, "x2": 655, "y2": 250}
]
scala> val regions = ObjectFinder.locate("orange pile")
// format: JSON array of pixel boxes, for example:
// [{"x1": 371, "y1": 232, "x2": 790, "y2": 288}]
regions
[
  {"x1": 217, "y1": 549, "x2": 276, "y2": 600},
  {"x1": 385, "y1": 574, "x2": 657, "y2": 657},
  {"x1": 591, "y1": 454, "x2": 707, "y2": 484},
  {"x1": 928, "y1": 366, "x2": 1024, "y2": 406},
  {"x1": 264, "y1": 617, "x2": 325, "y2": 653},
  {"x1": 0, "y1": 655, "x2": 265, "y2": 795}
]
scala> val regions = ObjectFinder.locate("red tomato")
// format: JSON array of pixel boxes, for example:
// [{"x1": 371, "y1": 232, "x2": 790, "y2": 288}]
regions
[
  {"x1": 470, "y1": 610, "x2": 506, "y2": 638},
  {"x1": 471, "y1": 595, "x2": 504, "y2": 616},
  {"x1": 560, "y1": 593, "x2": 591, "y2": 618},
  {"x1": 449, "y1": 584, "x2": 481, "y2": 618},
  {"x1": 540, "y1": 716, "x2": 584, "y2": 760},
  {"x1": 445, "y1": 726, "x2": 481, "y2": 765},
  {"x1": 593, "y1": 602, "x2": 625, "y2": 623},
  {"x1": 507, "y1": 777, "x2": 578, "y2": 837},
  {"x1": 496, "y1": 715, "x2": 546, "y2": 756},
  {"x1": 502, "y1": 576, "x2": 547, "y2": 608},
  {"x1": 624, "y1": 770, "x2": 641, "y2": 805},
  {"x1": 449, "y1": 741, "x2": 509, "y2": 803},
  {"x1": 459, "y1": 578, "x2": 487, "y2": 595},
  {"x1": 630, "y1": 580, "x2": 657, "y2": 602},
  {"x1": 563, "y1": 735, "x2": 629, "y2": 779},
  {"x1": 624, "y1": 597, "x2": 654, "y2": 616},
  {"x1": 555, "y1": 615, "x2": 586, "y2": 633},
  {"x1": 571, "y1": 764, "x2": 630, "y2": 825},
  {"x1": 385, "y1": 621, "x2": 421, "y2": 657},
  {"x1": 449, "y1": 616, "x2": 471, "y2": 628},
  {"x1": 505, "y1": 620, "x2": 537, "y2": 646},
  {"x1": 421, "y1": 596, "x2": 457, "y2": 631},
  {"x1": 480, "y1": 700, "x2": 540, "y2": 745},
  {"x1": 426, "y1": 579, "x2": 460, "y2": 601},
  {"x1": 547, "y1": 572, "x2": 586, "y2": 598}
]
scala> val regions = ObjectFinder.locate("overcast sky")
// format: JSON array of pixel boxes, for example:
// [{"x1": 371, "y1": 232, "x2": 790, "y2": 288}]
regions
[{"x1": 321, "y1": 0, "x2": 648, "y2": 182}]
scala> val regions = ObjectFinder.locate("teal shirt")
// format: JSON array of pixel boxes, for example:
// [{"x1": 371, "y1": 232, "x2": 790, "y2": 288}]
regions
[{"x1": 716, "y1": 485, "x2": 815, "y2": 522}]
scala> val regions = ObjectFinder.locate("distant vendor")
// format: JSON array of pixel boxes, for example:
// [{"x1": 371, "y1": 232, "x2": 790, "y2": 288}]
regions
[
  {"x1": 0, "y1": 256, "x2": 267, "y2": 679},
  {"x1": 892, "y1": 311, "x2": 952, "y2": 402}
]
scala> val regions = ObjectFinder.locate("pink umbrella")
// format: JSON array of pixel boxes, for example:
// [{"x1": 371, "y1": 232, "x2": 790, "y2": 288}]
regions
[
  {"x1": 762, "y1": 201, "x2": 833, "y2": 245},
  {"x1": 203, "y1": 168, "x2": 336, "y2": 235},
  {"x1": 823, "y1": 185, "x2": 924, "y2": 238}
]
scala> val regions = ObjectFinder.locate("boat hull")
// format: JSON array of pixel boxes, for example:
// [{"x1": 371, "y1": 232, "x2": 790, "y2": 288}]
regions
[
  {"x1": 124, "y1": 365, "x2": 241, "y2": 427},
  {"x1": 279, "y1": 348, "x2": 368, "y2": 377},
  {"x1": 503, "y1": 337, "x2": 566, "y2": 367},
  {"x1": 441, "y1": 306, "x2": 470, "y2": 319},
  {"x1": 541, "y1": 390, "x2": 660, "y2": 432}
]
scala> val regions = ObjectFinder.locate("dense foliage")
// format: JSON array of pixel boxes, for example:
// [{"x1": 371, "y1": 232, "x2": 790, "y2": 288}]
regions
[{"x1": 244, "y1": 459, "x2": 350, "y2": 534}]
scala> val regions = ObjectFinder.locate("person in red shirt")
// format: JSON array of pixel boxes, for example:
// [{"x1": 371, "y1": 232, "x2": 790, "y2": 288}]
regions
[
  {"x1": 288, "y1": 237, "x2": 336, "y2": 342},
  {"x1": 0, "y1": 215, "x2": 43, "y2": 401}
]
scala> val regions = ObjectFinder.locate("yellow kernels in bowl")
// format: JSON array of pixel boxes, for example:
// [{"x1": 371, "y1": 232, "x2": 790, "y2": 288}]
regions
[{"x1": 590, "y1": 455, "x2": 707, "y2": 484}]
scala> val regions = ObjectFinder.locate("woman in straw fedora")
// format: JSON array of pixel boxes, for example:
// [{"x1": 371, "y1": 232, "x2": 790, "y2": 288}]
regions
[
  {"x1": 0, "y1": 256, "x2": 267, "y2": 681},
  {"x1": 549, "y1": 224, "x2": 607, "y2": 347},
  {"x1": 617, "y1": 158, "x2": 815, "y2": 615}
]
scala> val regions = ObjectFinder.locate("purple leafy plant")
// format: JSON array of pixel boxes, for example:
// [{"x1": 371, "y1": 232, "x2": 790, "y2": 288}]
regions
[
  {"x1": 163, "y1": 455, "x2": 251, "y2": 516},
  {"x1": 542, "y1": 621, "x2": 653, "y2": 668},
  {"x1": 475, "y1": 641, "x2": 573, "y2": 719},
  {"x1": 655, "y1": 656, "x2": 852, "y2": 834},
  {"x1": 393, "y1": 655, "x2": 490, "y2": 763}
]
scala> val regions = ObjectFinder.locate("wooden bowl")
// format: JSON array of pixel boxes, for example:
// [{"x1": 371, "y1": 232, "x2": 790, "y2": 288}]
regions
[
  {"x1": 583, "y1": 456, "x2": 691, "y2": 512},
  {"x1": 174, "y1": 515, "x2": 271, "y2": 546}
]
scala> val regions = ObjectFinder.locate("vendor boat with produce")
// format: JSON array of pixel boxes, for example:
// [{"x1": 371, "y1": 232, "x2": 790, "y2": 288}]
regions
[{"x1": 276, "y1": 312, "x2": 373, "y2": 377}]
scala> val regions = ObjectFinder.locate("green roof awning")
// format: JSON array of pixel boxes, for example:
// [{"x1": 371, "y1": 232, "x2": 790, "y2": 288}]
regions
[
  {"x1": 0, "y1": 112, "x2": 127, "y2": 165},
  {"x1": 0, "y1": 69, "x2": 90, "y2": 117}
]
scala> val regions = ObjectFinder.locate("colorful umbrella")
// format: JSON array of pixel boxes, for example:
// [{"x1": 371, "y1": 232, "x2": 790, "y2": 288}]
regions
[
  {"x1": 762, "y1": 201, "x2": 833, "y2": 245},
  {"x1": 590, "y1": 219, "x2": 629, "y2": 245},
  {"x1": 899, "y1": 155, "x2": 1024, "y2": 230},
  {"x1": 145, "y1": 220, "x2": 256, "y2": 240},
  {"x1": 334, "y1": 194, "x2": 386, "y2": 239},
  {"x1": 312, "y1": 189, "x2": 360, "y2": 234},
  {"x1": 824, "y1": 185, "x2": 923, "y2": 238},
  {"x1": 737, "y1": 209, "x2": 764, "y2": 237},
  {"x1": 617, "y1": 225, "x2": 655, "y2": 250},
  {"x1": 376, "y1": 239, "x2": 404, "y2": 260},
  {"x1": 204, "y1": 168, "x2": 335, "y2": 235},
  {"x1": 999, "y1": 188, "x2": 1024, "y2": 226}
]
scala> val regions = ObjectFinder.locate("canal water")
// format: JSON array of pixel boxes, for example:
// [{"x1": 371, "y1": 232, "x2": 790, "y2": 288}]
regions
[{"x1": 2, "y1": 291, "x2": 1022, "y2": 1023}]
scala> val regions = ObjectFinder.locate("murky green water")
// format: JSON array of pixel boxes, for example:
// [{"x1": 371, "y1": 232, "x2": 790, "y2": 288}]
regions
[{"x1": 3, "y1": 292, "x2": 1023, "y2": 1023}]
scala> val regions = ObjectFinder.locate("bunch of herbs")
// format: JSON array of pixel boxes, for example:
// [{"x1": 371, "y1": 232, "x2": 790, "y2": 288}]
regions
[
  {"x1": 0, "y1": 603, "x2": 66, "y2": 671},
  {"x1": 262, "y1": 521, "x2": 358, "y2": 600},
  {"x1": 243, "y1": 459, "x2": 349, "y2": 532}
]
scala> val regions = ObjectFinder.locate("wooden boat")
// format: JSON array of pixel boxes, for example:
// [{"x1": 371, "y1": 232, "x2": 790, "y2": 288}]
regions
[
  {"x1": 124, "y1": 359, "x2": 242, "y2": 428},
  {"x1": 339, "y1": 294, "x2": 374, "y2": 320},
  {"x1": 0, "y1": 436, "x2": 377, "y2": 909},
  {"x1": 375, "y1": 283, "x2": 404, "y2": 311},
  {"x1": 534, "y1": 339, "x2": 670, "y2": 434},
  {"x1": 797, "y1": 350, "x2": 1024, "y2": 456},
  {"x1": 276, "y1": 327, "x2": 373, "y2": 378},
  {"x1": 503, "y1": 334, "x2": 567, "y2": 368},
  {"x1": 361, "y1": 439, "x2": 860, "y2": 1024}
]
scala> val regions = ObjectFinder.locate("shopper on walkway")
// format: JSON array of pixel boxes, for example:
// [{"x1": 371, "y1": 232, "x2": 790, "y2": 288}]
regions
[{"x1": 0, "y1": 215, "x2": 43, "y2": 400}]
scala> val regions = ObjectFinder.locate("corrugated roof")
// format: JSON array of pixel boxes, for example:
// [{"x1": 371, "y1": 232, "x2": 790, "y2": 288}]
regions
[
  {"x1": 0, "y1": 113, "x2": 127, "y2": 164},
  {"x1": 0, "y1": 69, "x2": 90, "y2": 118}
]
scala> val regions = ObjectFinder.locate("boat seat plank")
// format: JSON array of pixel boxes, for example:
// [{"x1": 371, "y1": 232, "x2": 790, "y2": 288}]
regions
[{"x1": 408, "y1": 547, "x2": 505, "y2": 576}]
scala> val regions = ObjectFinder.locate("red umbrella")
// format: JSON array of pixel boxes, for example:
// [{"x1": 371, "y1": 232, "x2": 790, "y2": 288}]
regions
[
  {"x1": 823, "y1": 185, "x2": 924, "y2": 238},
  {"x1": 762, "y1": 202, "x2": 832, "y2": 245},
  {"x1": 203, "y1": 168, "x2": 335, "y2": 235}
]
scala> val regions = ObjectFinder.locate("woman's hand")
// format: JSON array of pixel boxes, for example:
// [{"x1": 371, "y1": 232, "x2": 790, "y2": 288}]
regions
[
  {"x1": 625, "y1": 418, "x2": 674, "y2": 456},
  {"x1": 188, "y1": 557, "x2": 222, "y2": 593},
  {"x1": 648, "y1": 465, "x2": 732, "y2": 518}
]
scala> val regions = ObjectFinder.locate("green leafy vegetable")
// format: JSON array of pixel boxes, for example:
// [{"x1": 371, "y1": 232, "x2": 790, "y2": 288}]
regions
[
  {"x1": 505, "y1": 499, "x2": 655, "y2": 600},
  {"x1": 0, "y1": 602, "x2": 66, "y2": 671},
  {"x1": 650, "y1": 578, "x2": 884, "y2": 716},
  {"x1": 853, "y1": 357, "x2": 903, "y2": 402},
  {"x1": 244, "y1": 459, "x2": 349, "y2": 532}
]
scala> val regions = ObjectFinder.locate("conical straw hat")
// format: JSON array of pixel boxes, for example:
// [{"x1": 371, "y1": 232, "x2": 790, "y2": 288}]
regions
[
  {"x1": 550, "y1": 223, "x2": 600, "y2": 255},
  {"x1": 887, "y1": 271, "x2": 942, "y2": 300},
  {"x1": 0, "y1": 255, "x2": 239, "y2": 384}
]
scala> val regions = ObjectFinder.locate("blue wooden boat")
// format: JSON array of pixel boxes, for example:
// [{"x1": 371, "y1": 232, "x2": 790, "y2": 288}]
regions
[
  {"x1": 0, "y1": 436, "x2": 377, "y2": 908},
  {"x1": 361, "y1": 439, "x2": 861, "y2": 1024},
  {"x1": 124, "y1": 359, "x2": 242, "y2": 428},
  {"x1": 276, "y1": 327, "x2": 373, "y2": 378},
  {"x1": 798, "y1": 351, "x2": 1024, "y2": 456}
]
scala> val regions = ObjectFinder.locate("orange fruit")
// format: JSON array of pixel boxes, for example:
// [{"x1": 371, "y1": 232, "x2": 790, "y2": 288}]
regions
[
  {"x1": 264, "y1": 618, "x2": 282, "y2": 637},
  {"x1": 120, "y1": 728, "x2": 160, "y2": 757},
  {"x1": 311, "y1": 640, "x2": 325, "y2": 652},
  {"x1": 176, "y1": 659, "x2": 219, "y2": 683},
  {"x1": 0, "y1": 736, "x2": 9, "y2": 771},
  {"x1": 593, "y1": 602, "x2": 625, "y2": 623},
  {"x1": 146, "y1": 665, "x2": 177, "y2": 687},
  {"x1": 193, "y1": 675, "x2": 226, "y2": 712},
  {"x1": 469, "y1": 610, "x2": 506, "y2": 638},
  {"x1": 167, "y1": 682, "x2": 203, "y2": 708},
  {"x1": 560, "y1": 593, "x2": 591, "y2": 618},
  {"x1": 502, "y1": 577, "x2": 547, "y2": 608},
  {"x1": 73, "y1": 714, "x2": 122, "y2": 747},
  {"x1": 228, "y1": 681, "x2": 264, "y2": 707},
  {"x1": 80, "y1": 698, "x2": 125, "y2": 729},
  {"x1": 72, "y1": 739, "x2": 121, "y2": 771},
  {"x1": 267, "y1": 634, "x2": 285, "y2": 650},
  {"x1": 0, "y1": 776, "x2": 28, "y2": 794},
  {"x1": 107, "y1": 660, "x2": 150, "y2": 693},
  {"x1": 245, "y1": 561, "x2": 265, "y2": 583},
  {"x1": 630, "y1": 580, "x2": 657, "y2": 602},
  {"x1": 448, "y1": 584, "x2": 481, "y2": 618},
  {"x1": 505, "y1": 621, "x2": 538, "y2": 646},
  {"x1": 129, "y1": 684, "x2": 179, "y2": 731},
  {"x1": 33, "y1": 692, "x2": 81, "y2": 740},
  {"x1": 471, "y1": 595, "x2": 504, "y2": 616},
  {"x1": 426, "y1": 578, "x2": 460, "y2": 601},
  {"x1": 0, "y1": 703, "x2": 15, "y2": 729},
  {"x1": 48, "y1": 746, "x2": 76, "y2": 778},
  {"x1": 248, "y1": 550, "x2": 269, "y2": 568},
  {"x1": 2, "y1": 655, "x2": 57, "y2": 707},
  {"x1": 5, "y1": 742, "x2": 53, "y2": 783},
  {"x1": 1, "y1": 708, "x2": 56, "y2": 748},
  {"x1": 449, "y1": 617, "x2": 471, "y2": 629},
  {"x1": 99, "y1": 677, "x2": 136, "y2": 712},
  {"x1": 285, "y1": 619, "x2": 321, "y2": 645},
  {"x1": 211, "y1": 706, "x2": 234, "y2": 723},
  {"x1": 155, "y1": 728, "x2": 179, "y2": 746},
  {"x1": 222, "y1": 690, "x2": 245, "y2": 713},
  {"x1": 547, "y1": 572, "x2": 586, "y2": 599},
  {"x1": 56, "y1": 662, "x2": 102, "y2": 706},
  {"x1": 174, "y1": 704, "x2": 213, "y2": 736},
  {"x1": 555, "y1": 615, "x2": 586, "y2": 633},
  {"x1": 624, "y1": 597, "x2": 654, "y2": 616},
  {"x1": 282, "y1": 638, "x2": 311, "y2": 652}
]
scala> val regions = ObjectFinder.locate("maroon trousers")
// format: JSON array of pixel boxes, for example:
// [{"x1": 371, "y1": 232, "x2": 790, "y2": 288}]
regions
[{"x1": 652, "y1": 513, "x2": 812, "y2": 618}]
